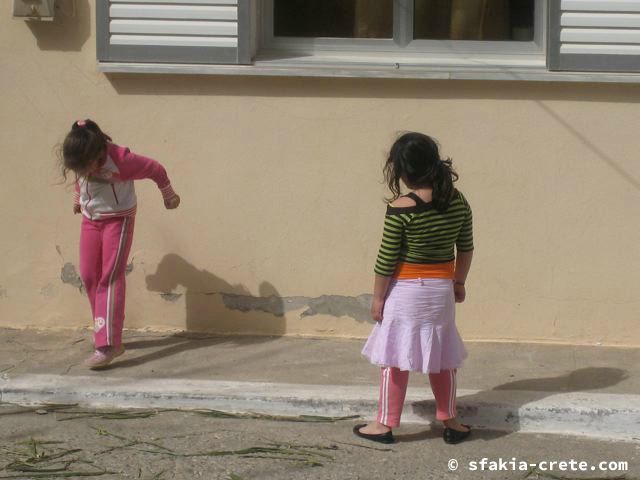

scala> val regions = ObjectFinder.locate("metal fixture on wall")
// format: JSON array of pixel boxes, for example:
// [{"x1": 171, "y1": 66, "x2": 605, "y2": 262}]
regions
[{"x1": 13, "y1": 0, "x2": 56, "y2": 20}]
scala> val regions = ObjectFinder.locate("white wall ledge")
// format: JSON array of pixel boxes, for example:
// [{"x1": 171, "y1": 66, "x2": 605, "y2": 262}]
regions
[{"x1": 97, "y1": 61, "x2": 640, "y2": 84}]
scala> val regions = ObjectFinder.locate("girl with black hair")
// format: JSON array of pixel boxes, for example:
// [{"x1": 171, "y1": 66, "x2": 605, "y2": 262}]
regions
[
  {"x1": 60, "y1": 119, "x2": 180, "y2": 369},
  {"x1": 354, "y1": 132, "x2": 474, "y2": 444}
]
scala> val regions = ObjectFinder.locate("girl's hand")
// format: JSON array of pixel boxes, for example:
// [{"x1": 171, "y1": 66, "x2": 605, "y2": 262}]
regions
[
  {"x1": 73, "y1": 204, "x2": 81, "y2": 214},
  {"x1": 164, "y1": 194, "x2": 180, "y2": 210},
  {"x1": 454, "y1": 283, "x2": 466, "y2": 303},
  {"x1": 371, "y1": 298, "x2": 385, "y2": 322}
]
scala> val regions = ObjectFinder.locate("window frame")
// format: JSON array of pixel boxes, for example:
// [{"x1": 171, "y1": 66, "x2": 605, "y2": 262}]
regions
[{"x1": 259, "y1": 0, "x2": 546, "y2": 62}]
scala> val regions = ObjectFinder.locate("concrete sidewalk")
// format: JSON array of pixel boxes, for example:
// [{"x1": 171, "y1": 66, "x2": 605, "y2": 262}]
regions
[{"x1": 1, "y1": 328, "x2": 639, "y2": 442}]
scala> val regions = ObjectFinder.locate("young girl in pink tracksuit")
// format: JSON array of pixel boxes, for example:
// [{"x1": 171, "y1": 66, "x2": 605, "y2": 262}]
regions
[{"x1": 60, "y1": 119, "x2": 180, "y2": 369}]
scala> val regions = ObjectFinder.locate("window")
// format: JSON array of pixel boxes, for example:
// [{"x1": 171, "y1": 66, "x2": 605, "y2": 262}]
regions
[
  {"x1": 261, "y1": 0, "x2": 544, "y2": 60},
  {"x1": 414, "y1": 0, "x2": 535, "y2": 41},
  {"x1": 274, "y1": 0, "x2": 394, "y2": 39},
  {"x1": 272, "y1": 0, "x2": 534, "y2": 42}
]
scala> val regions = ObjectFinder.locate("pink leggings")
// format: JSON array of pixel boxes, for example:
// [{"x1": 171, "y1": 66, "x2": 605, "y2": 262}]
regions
[
  {"x1": 377, "y1": 367, "x2": 458, "y2": 427},
  {"x1": 79, "y1": 215, "x2": 135, "y2": 349}
]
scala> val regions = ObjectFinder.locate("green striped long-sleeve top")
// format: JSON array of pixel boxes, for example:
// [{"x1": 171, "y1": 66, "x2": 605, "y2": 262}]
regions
[{"x1": 374, "y1": 190, "x2": 474, "y2": 277}]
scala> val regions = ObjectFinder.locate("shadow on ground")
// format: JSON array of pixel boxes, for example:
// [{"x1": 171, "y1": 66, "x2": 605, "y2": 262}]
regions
[{"x1": 410, "y1": 367, "x2": 629, "y2": 439}]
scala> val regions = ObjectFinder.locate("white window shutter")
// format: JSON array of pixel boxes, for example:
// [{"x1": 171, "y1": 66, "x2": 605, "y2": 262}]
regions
[
  {"x1": 548, "y1": 0, "x2": 640, "y2": 72},
  {"x1": 97, "y1": 0, "x2": 251, "y2": 64}
]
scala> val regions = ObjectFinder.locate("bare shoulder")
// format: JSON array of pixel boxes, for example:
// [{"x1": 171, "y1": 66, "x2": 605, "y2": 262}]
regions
[{"x1": 390, "y1": 196, "x2": 416, "y2": 208}]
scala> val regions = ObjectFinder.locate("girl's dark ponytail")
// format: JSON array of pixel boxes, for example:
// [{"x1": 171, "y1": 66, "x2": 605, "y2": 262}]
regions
[{"x1": 431, "y1": 158, "x2": 458, "y2": 212}]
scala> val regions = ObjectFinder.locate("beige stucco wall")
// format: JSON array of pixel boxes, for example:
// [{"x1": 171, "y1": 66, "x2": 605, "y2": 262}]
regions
[{"x1": 1, "y1": 2, "x2": 639, "y2": 346}]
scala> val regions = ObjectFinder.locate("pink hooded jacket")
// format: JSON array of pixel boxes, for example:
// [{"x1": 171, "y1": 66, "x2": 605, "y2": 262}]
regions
[{"x1": 74, "y1": 143, "x2": 175, "y2": 221}]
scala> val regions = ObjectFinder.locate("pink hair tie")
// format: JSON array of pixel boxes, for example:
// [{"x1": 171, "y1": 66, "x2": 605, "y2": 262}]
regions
[{"x1": 77, "y1": 120, "x2": 87, "y2": 127}]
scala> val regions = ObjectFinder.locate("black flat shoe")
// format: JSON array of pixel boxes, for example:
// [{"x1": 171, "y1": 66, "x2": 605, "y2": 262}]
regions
[
  {"x1": 353, "y1": 424, "x2": 395, "y2": 444},
  {"x1": 443, "y1": 424, "x2": 471, "y2": 444}
]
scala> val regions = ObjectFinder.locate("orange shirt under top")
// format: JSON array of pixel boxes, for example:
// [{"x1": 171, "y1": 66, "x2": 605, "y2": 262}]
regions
[{"x1": 393, "y1": 261, "x2": 455, "y2": 280}]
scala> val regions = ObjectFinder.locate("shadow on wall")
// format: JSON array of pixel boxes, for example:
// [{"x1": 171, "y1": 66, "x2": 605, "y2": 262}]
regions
[
  {"x1": 106, "y1": 252, "x2": 375, "y2": 370},
  {"x1": 144, "y1": 253, "x2": 374, "y2": 328},
  {"x1": 109, "y1": 254, "x2": 285, "y2": 369},
  {"x1": 25, "y1": 0, "x2": 90, "y2": 52},
  {"x1": 145, "y1": 253, "x2": 287, "y2": 336},
  {"x1": 403, "y1": 367, "x2": 628, "y2": 442}
]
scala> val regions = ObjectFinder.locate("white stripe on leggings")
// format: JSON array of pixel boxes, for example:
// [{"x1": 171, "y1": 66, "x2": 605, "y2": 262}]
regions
[
  {"x1": 380, "y1": 367, "x2": 389, "y2": 425},
  {"x1": 448, "y1": 369, "x2": 456, "y2": 418},
  {"x1": 105, "y1": 217, "x2": 129, "y2": 346}
]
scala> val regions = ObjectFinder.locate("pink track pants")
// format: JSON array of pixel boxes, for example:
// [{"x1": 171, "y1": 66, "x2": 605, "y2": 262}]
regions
[
  {"x1": 377, "y1": 367, "x2": 458, "y2": 427},
  {"x1": 79, "y1": 215, "x2": 135, "y2": 348}
]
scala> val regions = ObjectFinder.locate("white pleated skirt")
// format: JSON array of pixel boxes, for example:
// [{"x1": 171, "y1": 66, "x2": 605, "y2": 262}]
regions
[{"x1": 362, "y1": 278, "x2": 467, "y2": 374}]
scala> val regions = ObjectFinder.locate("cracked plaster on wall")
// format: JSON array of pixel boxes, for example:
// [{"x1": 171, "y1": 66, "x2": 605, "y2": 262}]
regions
[{"x1": 156, "y1": 291, "x2": 373, "y2": 321}]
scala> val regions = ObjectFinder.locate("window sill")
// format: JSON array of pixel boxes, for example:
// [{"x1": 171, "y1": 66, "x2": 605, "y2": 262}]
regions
[{"x1": 97, "y1": 56, "x2": 640, "y2": 84}]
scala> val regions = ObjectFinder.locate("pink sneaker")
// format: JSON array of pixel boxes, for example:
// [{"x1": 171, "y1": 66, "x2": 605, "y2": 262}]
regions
[{"x1": 85, "y1": 345, "x2": 125, "y2": 369}]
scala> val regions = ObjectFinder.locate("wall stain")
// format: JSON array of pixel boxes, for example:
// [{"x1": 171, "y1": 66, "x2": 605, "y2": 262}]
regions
[
  {"x1": 155, "y1": 290, "x2": 373, "y2": 321},
  {"x1": 160, "y1": 292, "x2": 183, "y2": 302},
  {"x1": 59, "y1": 259, "x2": 131, "y2": 294},
  {"x1": 0, "y1": 286, "x2": 6, "y2": 299},
  {"x1": 40, "y1": 283, "x2": 56, "y2": 297},
  {"x1": 60, "y1": 262, "x2": 84, "y2": 293},
  {"x1": 222, "y1": 293, "x2": 373, "y2": 322}
]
